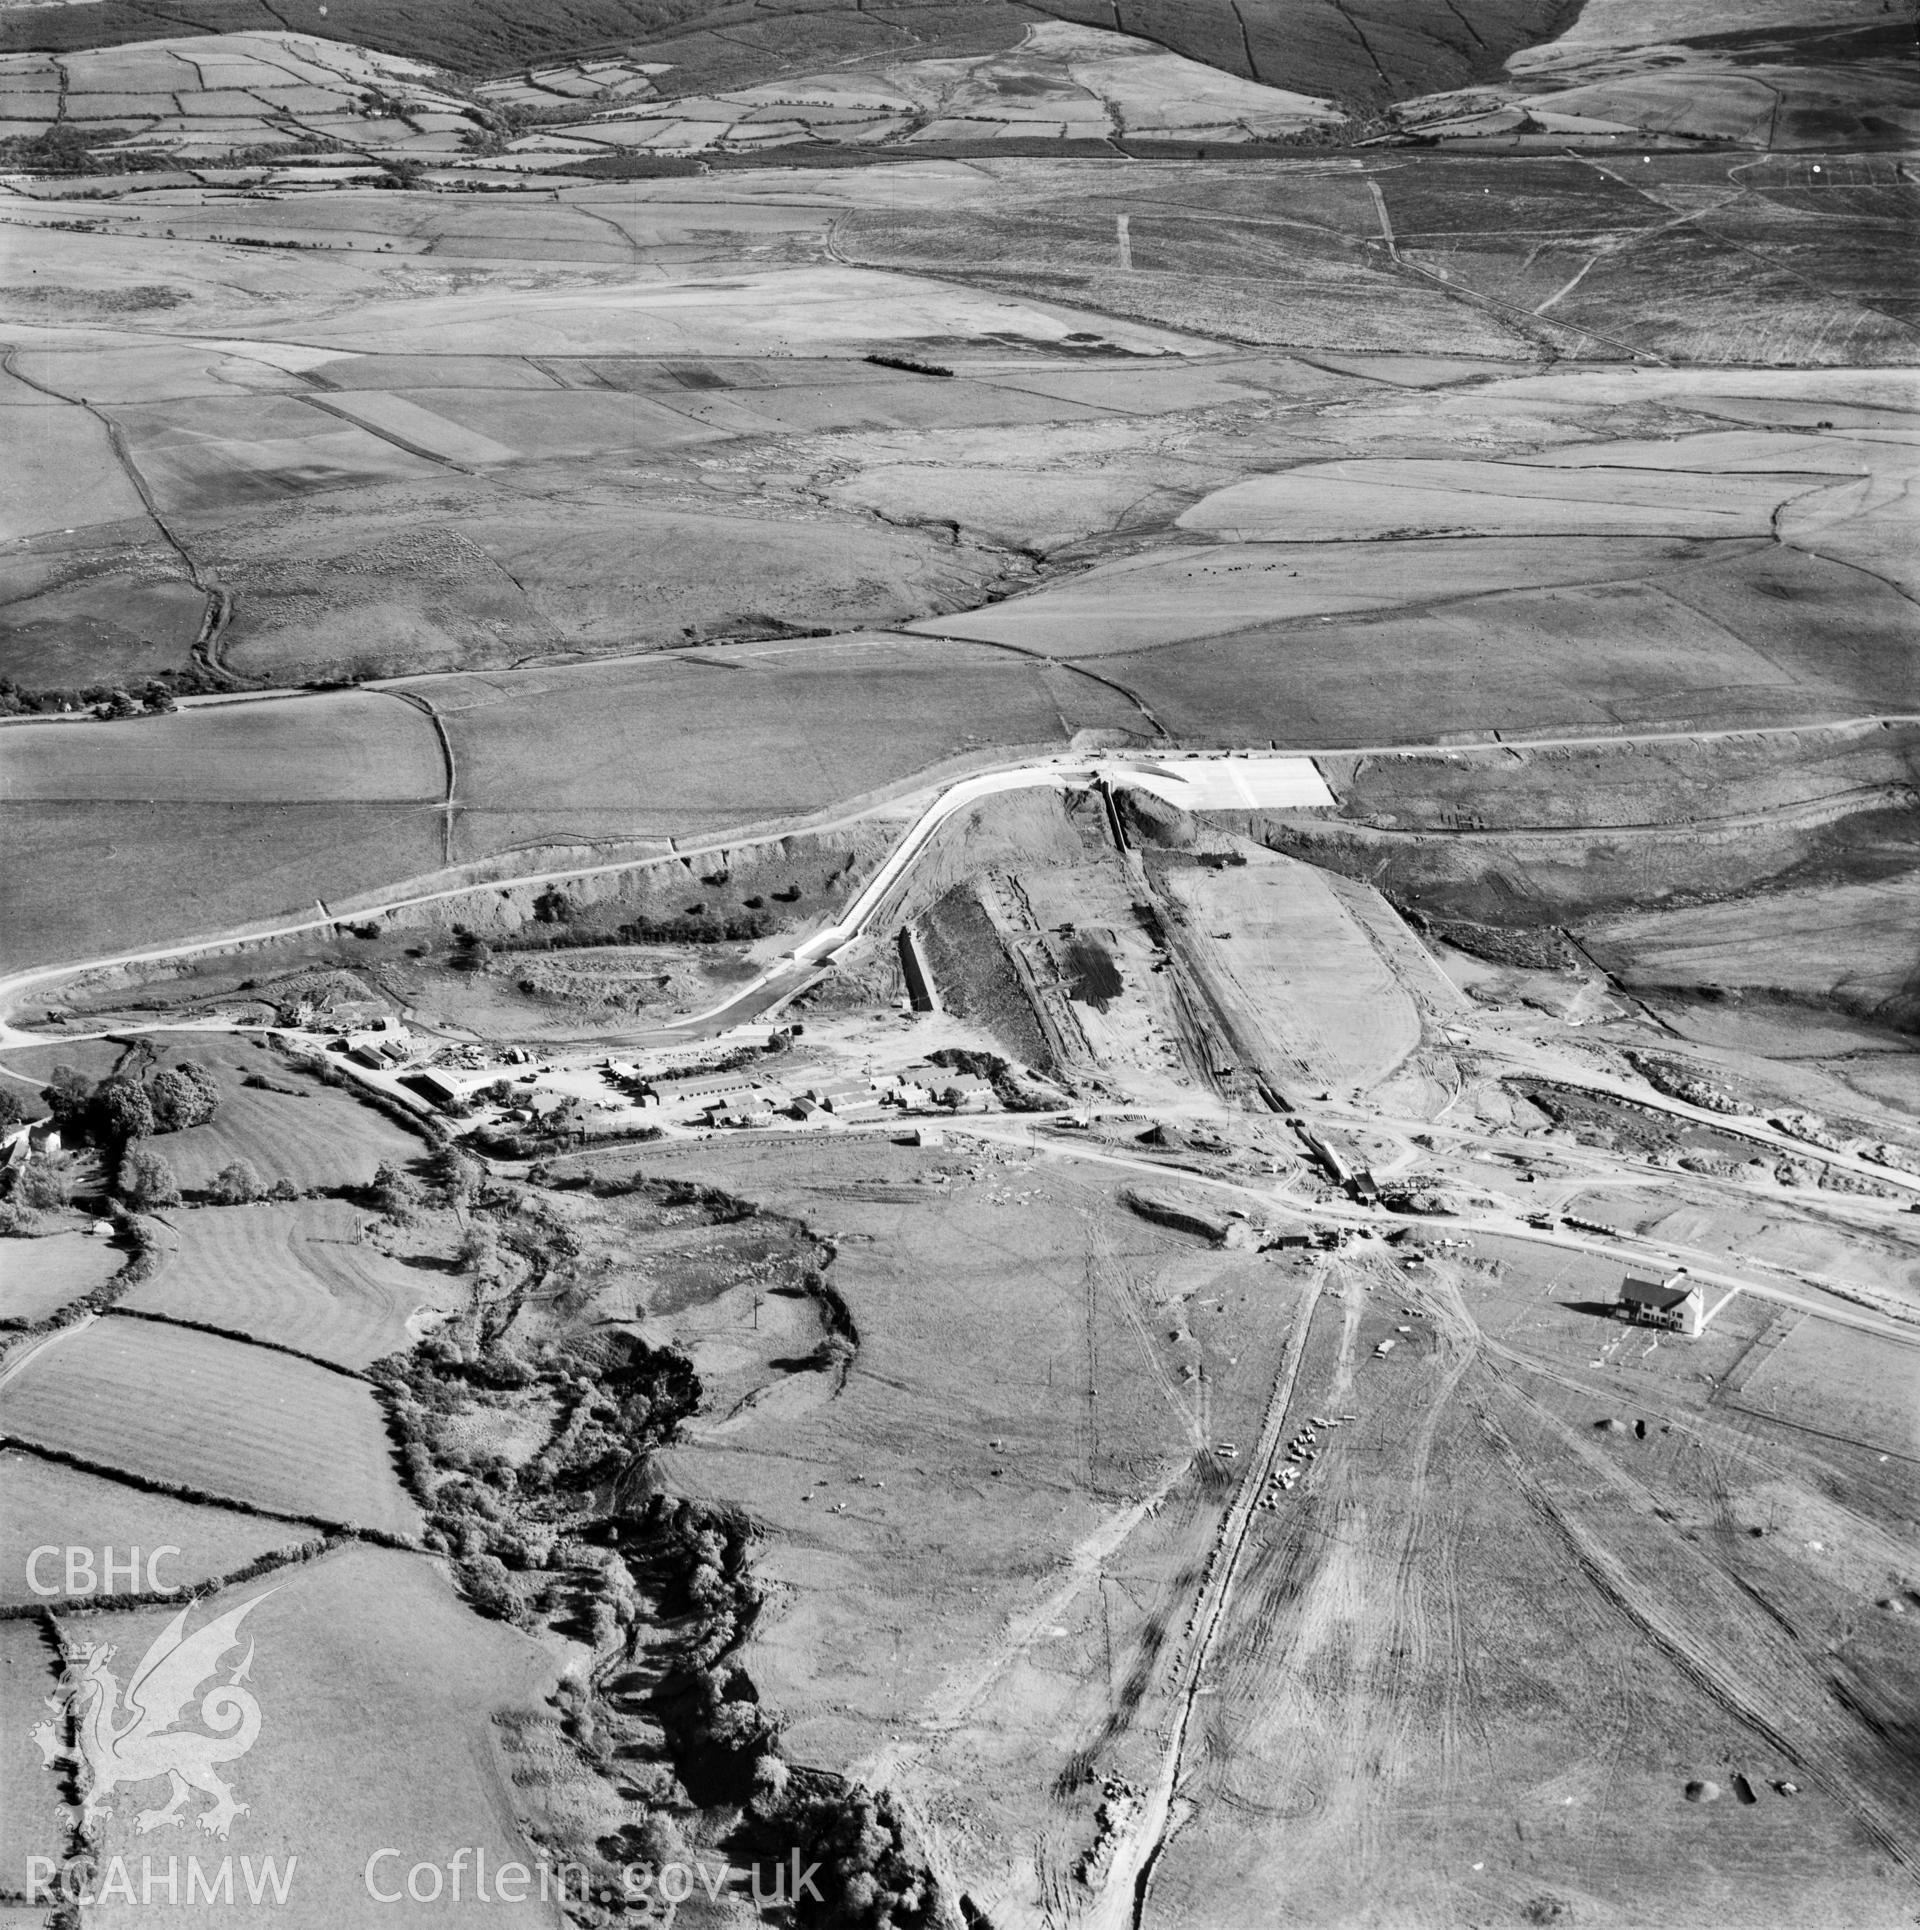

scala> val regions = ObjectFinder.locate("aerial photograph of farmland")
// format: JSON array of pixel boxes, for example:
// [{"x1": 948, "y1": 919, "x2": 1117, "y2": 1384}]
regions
[{"x1": 0, "y1": 0, "x2": 1916, "y2": 1922}]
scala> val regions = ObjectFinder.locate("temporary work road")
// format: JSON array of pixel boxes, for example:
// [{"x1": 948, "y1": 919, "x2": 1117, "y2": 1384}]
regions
[{"x1": 6, "y1": 708, "x2": 1917, "y2": 1047}]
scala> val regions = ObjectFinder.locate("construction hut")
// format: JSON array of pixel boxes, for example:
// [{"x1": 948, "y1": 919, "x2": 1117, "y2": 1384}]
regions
[
  {"x1": 1619, "y1": 1271, "x2": 1703, "y2": 1336},
  {"x1": 940, "y1": 1076, "x2": 994, "y2": 1113}
]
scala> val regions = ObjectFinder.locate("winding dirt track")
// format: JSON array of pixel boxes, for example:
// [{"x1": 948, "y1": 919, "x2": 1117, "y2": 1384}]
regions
[{"x1": 1081, "y1": 1265, "x2": 1326, "y2": 1930}]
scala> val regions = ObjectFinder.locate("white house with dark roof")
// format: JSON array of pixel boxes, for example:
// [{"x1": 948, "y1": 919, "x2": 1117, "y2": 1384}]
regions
[{"x1": 1619, "y1": 1270, "x2": 1703, "y2": 1336}]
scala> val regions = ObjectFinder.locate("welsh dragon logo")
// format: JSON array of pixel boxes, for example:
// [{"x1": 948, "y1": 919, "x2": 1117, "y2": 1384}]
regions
[{"x1": 33, "y1": 1594, "x2": 270, "y2": 1840}]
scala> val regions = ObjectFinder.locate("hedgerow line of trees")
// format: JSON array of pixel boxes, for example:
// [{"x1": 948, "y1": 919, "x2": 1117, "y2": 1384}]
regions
[
  {"x1": 0, "y1": 1435, "x2": 417, "y2": 1555},
  {"x1": 5, "y1": 1027, "x2": 940, "y2": 1923}
]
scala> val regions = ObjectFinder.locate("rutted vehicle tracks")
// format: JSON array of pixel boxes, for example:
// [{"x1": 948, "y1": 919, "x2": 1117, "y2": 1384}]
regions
[
  {"x1": 1475, "y1": 1359, "x2": 1920, "y2": 1877},
  {"x1": 1084, "y1": 1266, "x2": 1327, "y2": 1930}
]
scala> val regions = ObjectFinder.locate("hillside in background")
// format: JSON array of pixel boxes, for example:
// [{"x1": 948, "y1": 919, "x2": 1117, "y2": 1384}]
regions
[{"x1": 1, "y1": 0, "x2": 1576, "y2": 103}]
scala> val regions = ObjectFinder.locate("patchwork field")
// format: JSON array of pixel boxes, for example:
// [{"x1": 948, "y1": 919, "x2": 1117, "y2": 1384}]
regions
[
  {"x1": 0, "y1": 0, "x2": 1573, "y2": 109},
  {"x1": 0, "y1": 33, "x2": 483, "y2": 158},
  {"x1": 0, "y1": 1446, "x2": 310, "y2": 1603},
  {"x1": 123, "y1": 1196, "x2": 453, "y2": 1369},
  {"x1": 482, "y1": 21, "x2": 1341, "y2": 159},
  {"x1": 0, "y1": 1315, "x2": 418, "y2": 1534}
]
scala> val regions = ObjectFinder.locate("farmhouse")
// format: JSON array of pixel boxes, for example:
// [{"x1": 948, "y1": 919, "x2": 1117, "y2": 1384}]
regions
[
  {"x1": 7, "y1": 1121, "x2": 63, "y2": 1168},
  {"x1": 1619, "y1": 1270, "x2": 1703, "y2": 1336}
]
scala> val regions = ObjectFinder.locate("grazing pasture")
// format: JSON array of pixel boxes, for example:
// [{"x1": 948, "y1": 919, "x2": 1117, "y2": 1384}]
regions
[
  {"x1": 139, "y1": 1036, "x2": 425, "y2": 1195},
  {"x1": 0, "y1": 692, "x2": 442, "y2": 804},
  {"x1": 424, "y1": 634, "x2": 1139, "y2": 824},
  {"x1": 224, "y1": 262, "x2": 1195, "y2": 361},
  {"x1": 0, "y1": 1447, "x2": 309, "y2": 1605},
  {"x1": 0, "y1": 1622, "x2": 62, "y2": 1891},
  {"x1": 404, "y1": 500, "x2": 1007, "y2": 662},
  {"x1": 80, "y1": 1544, "x2": 556, "y2": 1930},
  {"x1": 915, "y1": 535, "x2": 1719, "y2": 656},
  {"x1": 118, "y1": 396, "x2": 445, "y2": 514},
  {"x1": 0, "y1": 800, "x2": 445, "y2": 972},
  {"x1": 0, "y1": 556, "x2": 205, "y2": 691},
  {"x1": 1, "y1": 403, "x2": 148, "y2": 541},
  {"x1": 1583, "y1": 876, "x2": 1920, "y2": 1034},
  {"x1": 0, "y1": 1231, "x2": 121, "y2": 1327},
  {"x1": 1105, "y1": 573, "x2": 1885, "y2": 746},
  {"x1": 834, "y1": 462, "x2": 1189, "y2": 551},
  {"x1": 0, "y1": 1316, "x2": 418, "y2": 1535},
  {"x1": 125, "y1": 1197, "x2": 452, "y2": 1369},
  {"x1": 1177, "y1": 457, "x2": 1829, "y2": 542}
]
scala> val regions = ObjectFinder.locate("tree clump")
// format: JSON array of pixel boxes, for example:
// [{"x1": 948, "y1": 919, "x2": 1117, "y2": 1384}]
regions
[
  {"x1": 147, "y1": 1063, "x2": 220, "y2": 1132},
  {"x1": 369, "y1": 1160, "x2": 423, "y2": 1222},
  {"x1": 369, "y1": 1331, "x2": 701, "y2": 1621},
  {"x1": 119, "y1": 1149, "x2": 181, "y2": 1211},
  {"x1": 14, "y1": 1151, "x2": 79, "y2": 1212},
  {"x1": 780, "y1": 1784, "x2": 941, "y2": 1929},
  {"x1": 40, "y1": 1061, "x2": 220, "y2": 1161},
  {"x1": 208, "y1": 1159, "x2": 265, "y2": 1205}
]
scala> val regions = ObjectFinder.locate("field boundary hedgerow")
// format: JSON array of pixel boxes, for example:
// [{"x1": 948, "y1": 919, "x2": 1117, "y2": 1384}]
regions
[
  {"x1": 282, "y1": 1044, "x2": 448, "y2": 1146},
  {"x1": 0, "y1": 1531, "x2": 339, "y2": 1623},
  {"x1": 105, "y1": 1305, "x2": 375, "y2": 1382},
  {"x1": 0, "y1": 1214, "x2": 163, "y2": 1345},
  {"x1": 0, "y1": 1436, "x2": 421, "y2": 1553}
]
